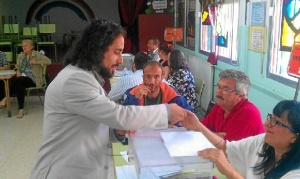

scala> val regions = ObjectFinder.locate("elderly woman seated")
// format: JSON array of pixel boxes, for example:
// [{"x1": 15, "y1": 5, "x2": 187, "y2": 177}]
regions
[
  {"x1": 0, "y1": 39, "x2": 51, "y2": 118},
  {"x1": 181, "y1": 100, "x2": 300, "y2": 178}
]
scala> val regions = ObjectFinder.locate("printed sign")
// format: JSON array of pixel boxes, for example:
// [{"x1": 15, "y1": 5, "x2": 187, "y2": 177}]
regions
[
  {"x1": 164, "y1": 27, "x2": 183, "y2": 41},
  {"x1": 287, "y1": 43, "x2": 300, "y2": 78},
  {"x1": 248, "y1": 26, "x2": 266, "y2": 52}
]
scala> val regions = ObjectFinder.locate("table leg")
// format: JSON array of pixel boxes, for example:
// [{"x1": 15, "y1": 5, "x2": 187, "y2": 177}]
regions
[{"x1": 3, "y1": 79, "x2": 12, "y2": 117}]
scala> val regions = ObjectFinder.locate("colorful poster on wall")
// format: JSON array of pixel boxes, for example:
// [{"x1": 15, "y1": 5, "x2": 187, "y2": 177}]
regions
[
  {"x1": 248, "y1": 26, "x2": 266, "y2": 52},
  {"x1": 287, "y1": 43, "x2": 300, "y2": 78},
  {"x1": 251, "y1": 2, "x2": 266, "y2": 26}
]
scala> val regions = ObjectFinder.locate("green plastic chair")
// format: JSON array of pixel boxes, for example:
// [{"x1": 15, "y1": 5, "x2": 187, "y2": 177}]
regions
[
  {"x1": 0, "y1": 23, "x2": 20, "y2": 62},
  {"x1": 37, "y1": 24, "x2": 57, "y2": 61},
  {"x1": 25, "y1": 64, "x2": 48, "y2": 115},
  {"x1": 194, "y1": 77, "x2": 205, "y2": 113}
]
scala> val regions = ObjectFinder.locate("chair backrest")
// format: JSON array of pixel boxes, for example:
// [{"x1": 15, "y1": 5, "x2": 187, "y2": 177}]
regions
[
  {"x1": 39, "y1": 24, "x2": 56, "y2": 34},
  {"x1": 22, "y1": 27, "x2": 38, "y2": 41},
  {"x1": 194, "y1": 77, "x2": 205, "y2": 100},
  {"x1": 41, "y1": 65, "x2": 48, "y2": 87},
  {"x1": 2, "y1": 23, "x2": 19, "y2": 40},
  {"x1": 205, "y1": 100, "x2": 216, "y2": 117},
  {"x1": 23, "y1": 27, "x2": 37, "y2": 36},
  {"x1": 47, "y1": 63, "x2": 63, "y2": 82},
  {"x1": 3, "y1": 24, "x2": 19, "y2": 34},
  {"x1": 3, "y1": 51, "x2": 13, "y2": 62}
]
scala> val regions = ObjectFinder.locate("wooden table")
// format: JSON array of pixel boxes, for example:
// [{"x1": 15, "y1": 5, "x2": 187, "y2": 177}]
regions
[{"x1": 0, "y1": 70, "x2": 16, "y2": 117}]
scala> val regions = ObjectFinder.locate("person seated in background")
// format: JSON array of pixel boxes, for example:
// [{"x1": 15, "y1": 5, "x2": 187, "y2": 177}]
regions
[
  {"x1": 181, "y1": 100, "x2": 300, "y2": 178},
  {"x1": 147, "y1": 36, "x2": 160, "y2": 61},
  {"x1": 202, "y1": 69, "x2": 264, "y2": 141},
  {"x1": 124, "y1": 61, "x2": 193, "y2": 113},
  {"x1": 6, "y1": 39, "x2": 51, "y2": 118},
  {"x1": 108, "y1": 52, "x2": 151, "y2": 102},
  {"x1": 158, "y1": 43, "x2": 172, "y2": 79},
  {"x1": 0, "y1": 51, "x2": 9, "y2": 108},
  {"x1": 167, "y1": 49, "x2": 198, "y2": 113}
]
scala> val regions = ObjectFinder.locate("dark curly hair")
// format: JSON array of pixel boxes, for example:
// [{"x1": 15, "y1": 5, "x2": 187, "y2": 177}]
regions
[
  {"x1": 158, "y1": 43, "x2": 173, "y2": 54},
  {"x1": 134, "y1": 52, "x2": 151, "y2": 70},
  {"x1": 63, "y1": 18, "x2": 126, "y2": 72},
  {"x1": 253, "y1": 100, "x2": 300, "y2": 178}
]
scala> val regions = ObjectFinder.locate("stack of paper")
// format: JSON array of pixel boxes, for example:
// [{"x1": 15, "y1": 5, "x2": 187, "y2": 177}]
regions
[{"x1": 160, "y1": 131, "x2": 215, "y2": 157}]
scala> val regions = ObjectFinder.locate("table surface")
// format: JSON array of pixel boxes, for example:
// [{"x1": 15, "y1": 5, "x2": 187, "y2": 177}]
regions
[{"x1": 0, "y1": 70, "x2": 15, "y2": 79}]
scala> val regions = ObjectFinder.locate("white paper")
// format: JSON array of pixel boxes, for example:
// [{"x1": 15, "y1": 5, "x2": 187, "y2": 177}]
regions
[
  {"x1": 161, "y1": 131, "x2": 215, "y2": 157},
  {"x1": 120, "y1": 151, "x2": 128, "y2": 163},
  {"x1": 122, "y1": 53, "x2": 131, "y2": 57},
  {"x1": 115, "y1": 165, "x2": 138, "y2": 179}
]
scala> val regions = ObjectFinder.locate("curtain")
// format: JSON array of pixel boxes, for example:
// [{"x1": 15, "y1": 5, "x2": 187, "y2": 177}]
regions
[{"x1": 118, "y1": 0, "x2": 147, "y2": 54}]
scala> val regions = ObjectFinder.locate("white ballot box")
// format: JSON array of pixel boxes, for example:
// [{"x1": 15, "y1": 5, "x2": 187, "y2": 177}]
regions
[
  {"x1": 120, "y1": 53, "x2": 134, "y2": 70},
  {"x1": 128, "y1": 128, "x2": 214, "y2": 179}
]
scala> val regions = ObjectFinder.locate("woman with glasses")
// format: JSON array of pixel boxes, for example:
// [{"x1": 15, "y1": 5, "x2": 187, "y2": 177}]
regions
[{"x1": 181, "y1": 100, "x2": 300, "y2": 178}]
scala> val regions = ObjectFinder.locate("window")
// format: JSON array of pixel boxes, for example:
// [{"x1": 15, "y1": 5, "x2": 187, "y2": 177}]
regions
[
  {"x1": 175, "y1": 0, "x2": 196, "y2": 49},
  {"x1": 267, "y1": 0, "x2": 300, "y2": 87},
  {"x1": 199, "y1": 0, "x2": 239, "y2": 64}
]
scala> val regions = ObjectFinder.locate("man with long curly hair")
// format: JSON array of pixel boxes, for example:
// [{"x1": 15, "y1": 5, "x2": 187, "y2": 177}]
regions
[{"x1": 30, "y1": 18, "x2": 186, "y2": 179}]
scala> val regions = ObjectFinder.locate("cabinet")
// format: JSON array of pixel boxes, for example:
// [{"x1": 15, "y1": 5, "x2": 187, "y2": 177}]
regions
[{"x1": 138, "y1": 14, "x2": 173, "y2": 52}]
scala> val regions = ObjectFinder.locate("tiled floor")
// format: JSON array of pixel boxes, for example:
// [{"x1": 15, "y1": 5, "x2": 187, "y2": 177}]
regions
[
  {"x1": 0, "y1": 96, "x2": 205, "y2": 179},
  {"x1": 0, "y1": 97, "x2": 44, "y2": 178},
  {"x1": 0, "y1": 97, "x2": 113, "y2": 179}
]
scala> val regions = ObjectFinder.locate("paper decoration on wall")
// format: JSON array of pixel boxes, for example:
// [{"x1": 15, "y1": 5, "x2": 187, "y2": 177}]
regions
[
  {"x1": 248, "y1": 26, "x2": 266, "y2": 52},
  {"x1": 280, "y1": 0, "x2": 300, "y2": 51},
  {"x1": 287, "y1": 42, "x2": 300, "y2": 78},
  {"x1": 201, "y1": 4, "x2": 217, "y2": 25}
]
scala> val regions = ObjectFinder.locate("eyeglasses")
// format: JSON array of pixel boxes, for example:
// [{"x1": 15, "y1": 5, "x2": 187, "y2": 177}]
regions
[
  {"x1": 214, "y1": 84, "x2": 236, "y2": 94},
  {"x1": 267, "y1": 113, "x2": 297, "y2": 134}
]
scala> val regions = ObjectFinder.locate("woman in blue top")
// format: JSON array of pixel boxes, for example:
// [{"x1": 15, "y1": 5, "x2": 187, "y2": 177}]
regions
[{"x1": 167, "y1": 49, "x2": 198, "y2": 113}]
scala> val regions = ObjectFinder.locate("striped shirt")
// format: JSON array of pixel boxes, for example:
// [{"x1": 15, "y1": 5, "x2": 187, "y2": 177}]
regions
[{"x1": 108, "y1": 70, "x2": 144, "y2": 101}]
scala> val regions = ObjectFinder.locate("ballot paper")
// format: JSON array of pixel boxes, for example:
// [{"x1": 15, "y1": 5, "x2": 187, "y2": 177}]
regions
[
  {"x1": 115, "y1": 165, "x2": 138, "y2": 179},
  {"x1": 160, "y1": 131, "x2": 215, "y2": 157},
  {"x1": 120, "y1": 151, "x2": 128, "y2": 163}
]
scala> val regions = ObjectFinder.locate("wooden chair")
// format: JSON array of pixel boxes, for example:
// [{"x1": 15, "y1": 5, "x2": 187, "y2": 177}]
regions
[{"x1": 24, "y1": 65, "x2": 48, "y2": 114}]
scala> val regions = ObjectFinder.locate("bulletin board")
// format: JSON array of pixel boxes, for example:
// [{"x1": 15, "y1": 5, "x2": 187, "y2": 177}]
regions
[{"x1": 248, "y1": 26, "x2": 266, "y2": 52}]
